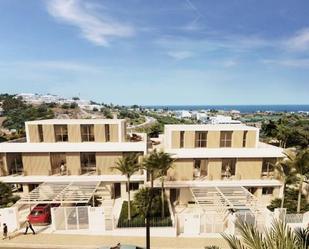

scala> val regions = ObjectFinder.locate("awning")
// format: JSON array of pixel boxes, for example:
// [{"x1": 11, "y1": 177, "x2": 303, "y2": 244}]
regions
[{"x1": 18, "y1": 181, "x2": 100, "y2": 204}]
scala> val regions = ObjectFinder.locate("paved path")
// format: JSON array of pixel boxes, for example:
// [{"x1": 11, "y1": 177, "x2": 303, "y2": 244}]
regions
[
  {"x1": 127, "y1": 116, "x2": 156, "y2": 131},
  {"x1": 0, "y1": 233, "x2": 229, "y2": 249}
]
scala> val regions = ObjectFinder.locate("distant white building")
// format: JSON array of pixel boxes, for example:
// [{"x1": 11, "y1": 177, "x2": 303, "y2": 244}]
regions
[
  {"x1": 174, "y1": 110, "x2": 192, "y2": 119},
  {"x1": 208, "y1": 115, "x2": 241, "y2": 124}
]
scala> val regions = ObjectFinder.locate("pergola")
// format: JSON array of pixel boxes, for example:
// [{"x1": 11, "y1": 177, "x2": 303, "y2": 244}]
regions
[
  {"x1": 190, "y1": 185, "x2": 257, "y2": 212},
  {"x1": 18, "y1": 181, "x2": 100, "y2": 205}
]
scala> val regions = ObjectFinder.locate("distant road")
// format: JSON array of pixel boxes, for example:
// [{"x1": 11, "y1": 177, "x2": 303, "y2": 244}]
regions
[{"x1": 127, "y1": 116, "x2": 156, "y2": 131}]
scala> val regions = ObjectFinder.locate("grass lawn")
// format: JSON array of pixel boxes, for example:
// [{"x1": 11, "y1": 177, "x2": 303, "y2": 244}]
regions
[{"x1": 117, "y1": 199, "x2": 172, "y2": 228}]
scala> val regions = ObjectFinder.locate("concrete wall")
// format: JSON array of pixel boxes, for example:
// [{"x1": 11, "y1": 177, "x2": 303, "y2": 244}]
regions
[
  {"x1": 184, "y1": 131, "x2": 195, "y2": 148},
  {"x1": 66, "y1": 152, "x2": 81, "y2": 175},
  {"x1": 28, "y1": 124, "x2": 40, "y2": 143},
  {"x1": 22, "y1": 152, "x2": 51, "y2": 175},
  {"x1": 207, "y1": 131, "x2": 220, "y2": 148},
  {"x1": 94, "y1": 124, "x2": 105, "y2": 142},
  {"x1": 110, "y1": 124, "x2": 119, "y2": 142},
  {"x1": 246, "y1": 130, "x2": 257, "y2": 148},
  {"x1": 68, "y1": 124, "x2": 81, "y2": 143},
  {"x1": 207, "y1": 159, "x2": 222, "y2": 180},
  {"x1": 236, "y1": 158, "x2": 262, "y2": 179},
  {"x1": 232, "y1": 131, "x2": 243, "y2": 148},
  {"x1": 0, "y1": 153, "x2": 8, "y2": 176},
  {"x1": 171, "y1": 131, "x2": 180, "y2": 149},
  {"x1": 179, "y1": 188, "x2": 194, "y2": 205},
  {"x1": 96, "y1": 152, "x2": 122, "y2": 174},
  {"x1": 167, "y1": 159, "x2": 194, "y2": 180},
  {"x1": 42, "y1": 124, "x2": 55, "y2": 142}
]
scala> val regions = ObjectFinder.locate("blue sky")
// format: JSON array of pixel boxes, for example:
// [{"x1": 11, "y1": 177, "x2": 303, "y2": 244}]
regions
[{"x1": 0, "y1": 0, "x2": 309, "y2": 105}]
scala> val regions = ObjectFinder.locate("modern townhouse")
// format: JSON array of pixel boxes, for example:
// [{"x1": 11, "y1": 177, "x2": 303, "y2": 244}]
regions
[
  {"x1": 0, "y1": 119, "x2": 285, "y2": 236},
  {"x1": 160, "y1": 124, "x2": 284, "y2": 234},
  {"x1": 0, "y1": 119, "x2": 147, "y2": 200}
]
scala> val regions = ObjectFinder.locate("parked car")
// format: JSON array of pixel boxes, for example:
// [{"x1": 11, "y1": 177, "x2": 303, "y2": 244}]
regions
[{"x1": 28, "y1": 204, "x2": 52, "y2": 225}]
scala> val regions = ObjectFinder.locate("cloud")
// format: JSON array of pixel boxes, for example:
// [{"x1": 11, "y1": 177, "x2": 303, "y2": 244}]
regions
[
  {"x1": 167, "y1": 51, "x2": 195, "y2": 60},
  {"x1": 0, "y1": 60, "x2": 102, "y2": 73},
  {"x1": 46, "y1": 0, "x2": 135, "y2": 46},
  {"x1": 284, "y1": 28, "x2": 309, "y2": 51},
  {"x1": 263, "y1": 58, "x2": 309, "y2": 68}
]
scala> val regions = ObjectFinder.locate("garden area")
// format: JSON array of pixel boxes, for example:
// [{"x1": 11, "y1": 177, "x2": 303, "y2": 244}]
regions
[{"x1": 117, "y1": 189, "x2": 172, "y2": 228}]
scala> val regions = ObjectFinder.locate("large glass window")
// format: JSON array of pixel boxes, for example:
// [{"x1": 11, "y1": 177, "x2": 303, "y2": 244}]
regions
[
  {"x1": 7, "y1": 153, "x2": 23, "y2": 175},
  {"x1": 180, "y1": 131, "x2": 185, "y2": 148},
  {"x1": 262, "y1": 158, "x2": 276, "y2": 177},
  {"x1": 262, "y1": 187, "x2": 273, "y2": 195},
  {"x1": 38, "y1": 125, "x2": 44, "y2": 142},
  {"x1": 220, "y1": 131, "x2": 232, "y2": 147},
  {"x1": 54, "y1": 125, "x2": 68, "y2": 142},
  {"x1": 195, "y1": 131, "x2": 207, "y2": 148},
  {"x1": 221, "y1": 158, "x2": 236, "y2": 178},
  {"x1": 80, "y1": 153, "x2": 96, "y2": 173},
  {"x1": 105, "y1": 124, "x2": 110, "y2": 142},
  {"x1": 81, "y1": 125, "x2": 94, "y2": 142}
]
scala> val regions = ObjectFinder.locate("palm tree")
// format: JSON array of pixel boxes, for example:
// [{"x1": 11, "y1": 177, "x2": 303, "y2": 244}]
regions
[
  {"x1": 221, "y1": 220, "x2": 309, "y2": 249},
  {"x1": 155, "y1": 151, "x2": 174, "y2": 218},
  {"x1": 134, "y1": 187, "x2": 155, "y2": 249},
  {"x1": 292, "y1": 149, "x2": 309, "y2": 213},
  {"x1": 273, "y1": 152, "x2": 296, "y2": 209},
  {"x1": 142, "y1": 150, "x2": 160, "y2": 188},
  {"x1": 112, "y1": 153, "x2": 140, "y2": 220}
]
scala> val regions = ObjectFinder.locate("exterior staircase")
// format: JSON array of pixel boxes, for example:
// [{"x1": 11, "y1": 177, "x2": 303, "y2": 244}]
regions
[{"x1": 95, "y1": 185, "x2": 114, "y2": 231}]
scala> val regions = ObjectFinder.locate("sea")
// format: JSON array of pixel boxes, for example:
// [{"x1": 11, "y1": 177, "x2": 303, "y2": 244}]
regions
[{"x1": 143, "y1": 105, "x2": 309, "y2": 114}]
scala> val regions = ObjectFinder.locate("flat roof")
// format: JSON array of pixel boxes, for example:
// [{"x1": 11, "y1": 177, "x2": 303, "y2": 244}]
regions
[
  {"x1": 164, "y1": 124, "x2": 258, "y2": 131},
  {"x1": 152, "y1": 179, "x2": 282, "y2": 188},
  {"x1": 26, "y1": 119, "x2": 125, "y2": 125},
  {"x1": 0, "y1": 141, "x2": 147, "y2": 153},
  {"x1": 166, "y1": 143, "x2": 284, "y2": 158},
  {"x1": 0, "y1": 174, "x2": 145, "y2": 184},
  {"x1": 18, "y1": 181, "x2": 99, "y2": 204}
]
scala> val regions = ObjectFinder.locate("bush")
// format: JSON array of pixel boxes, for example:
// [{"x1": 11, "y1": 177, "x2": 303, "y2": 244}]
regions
[
  {"x1": 267, "y1": 187, "x2": 309, "y2": 213},
  {"x1": 117, "y1": 189, "x2": 172, "y2": 228},
  {"x1": 0, "y1": 182, "x2": 20, "y2": 208}
]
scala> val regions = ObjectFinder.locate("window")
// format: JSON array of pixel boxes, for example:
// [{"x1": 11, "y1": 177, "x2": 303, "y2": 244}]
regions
[
  {"x1": 105, "y1": 124, "x2": 110, "y2": 142},
  {"x1": 221, "y1": 158, "x2": 236, "y2": 178},
  {"x1": 262, "y1": 187, "x2": 273, "y2": 195},
  {"x1": 243, "y1": 131, "x2": 248, "y2": 147},
  {"x1": 7, "y1": 153, "x2": 23, "y2": 175},
  {"x1": 54, "y1": 125, "x2": 68, "y2": 142},
  {"x1": 80, "y1": 153, "x2": 96, "y2": 173},
  {"x1": 195, "y1": 131, "x2": 207, "y2": 148},
  {"x1": 38, "y1": 125, "x2": 44, "y2": 142},
  {"x1": 180, "y1": 131, "x2": 185, "y2": 148},
  {"x1": 127, "y1": 182, "x2": 139, "y2": 191},
  {"x1": 262, "y1": 158, "x2": 276, "y2": 176},
  {"x1": 81, "y1": 125, "x2": 94, "y2": 142},
  {"x1": 220, "y1": 131, "x2": 232, "y2": 147}
]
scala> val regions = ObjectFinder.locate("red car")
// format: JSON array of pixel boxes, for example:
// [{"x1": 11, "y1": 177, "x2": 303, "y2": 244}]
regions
[{"x1": 28, "y1": 204, "x2": 52, "y2": 225}]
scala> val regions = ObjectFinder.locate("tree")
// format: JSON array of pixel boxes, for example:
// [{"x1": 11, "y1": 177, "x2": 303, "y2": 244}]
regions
[
  {"x1": 0, "y1": 182, "x2": 19, "y2": 208},
  {"x1": 273, "y1": 152, "x2": 296, "y2": 209},
  {"x1": 155, "y1": 151, "x2": 174, "y2": 218},
  {"x1": 221, "y1": 220, "x2": 309, "y2": 249},
  {"x1": 112, "y1": 153, "x2": 140, "y2": 220},
  {"x1": 134, "y1": 187, "x2": 156, "y2": 249},
  {"x1": 292, "y1": 149, "x2": 309, "y2": 213}
]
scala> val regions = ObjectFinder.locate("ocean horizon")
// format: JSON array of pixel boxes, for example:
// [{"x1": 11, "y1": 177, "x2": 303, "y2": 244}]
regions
[{"x1": 142, "y1": 105, "x2": 309, "y2": 113}]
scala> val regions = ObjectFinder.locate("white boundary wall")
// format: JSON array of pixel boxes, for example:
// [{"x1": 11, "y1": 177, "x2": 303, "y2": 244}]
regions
[{"x1": 0, "y1": 207, "x2": 19, "y2": 232}]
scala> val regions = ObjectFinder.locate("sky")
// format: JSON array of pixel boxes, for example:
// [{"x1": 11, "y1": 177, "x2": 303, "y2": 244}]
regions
[{"x1": 0, "y1": 0, "x2": 309, "y2": 105}]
